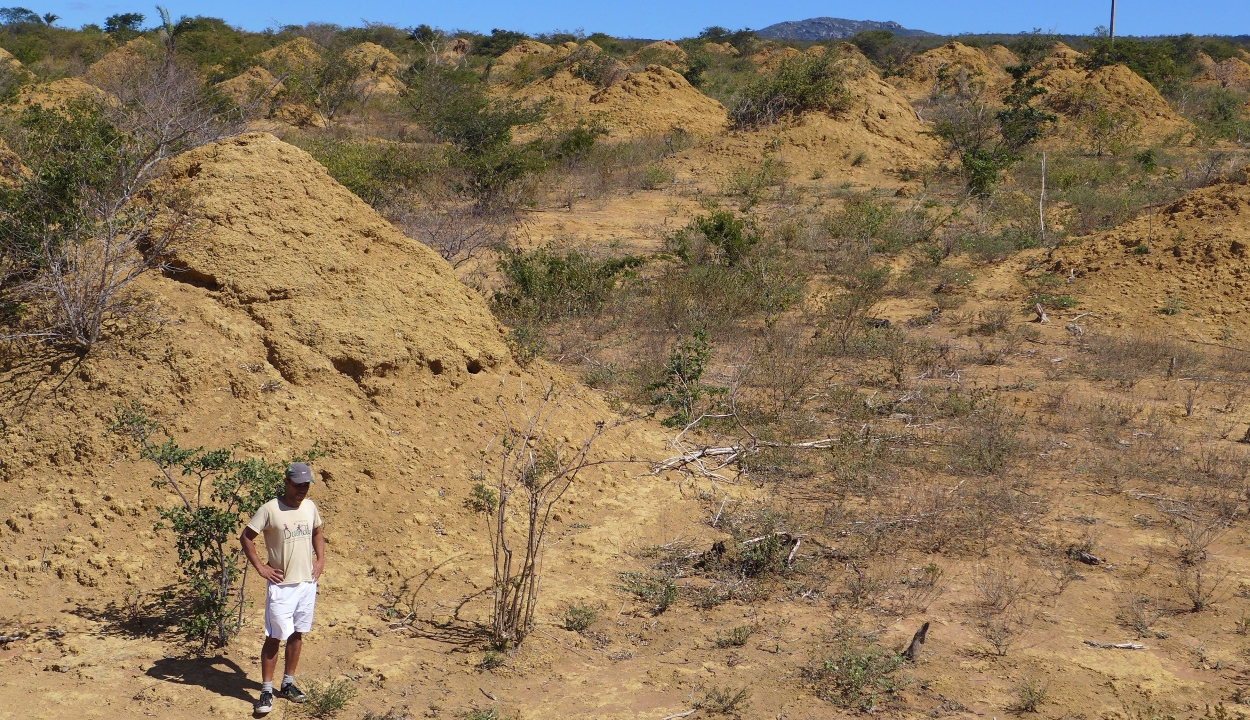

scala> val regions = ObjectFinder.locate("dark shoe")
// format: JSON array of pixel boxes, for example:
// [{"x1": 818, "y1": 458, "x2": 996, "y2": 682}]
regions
[
  {"x1": 279, "y1": 682, "x2": 307, "y2": 703},
  {"x1": 255, "y1": 690, "x2": 274, "y2": 714}
]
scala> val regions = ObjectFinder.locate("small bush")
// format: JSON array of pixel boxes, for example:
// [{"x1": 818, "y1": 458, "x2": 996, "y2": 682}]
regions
[
  {"x1": 730, "y1": 52, "x2": 851, "y2": 129},
  {"x1": 668, "y1": 210, "x2": 760, "y2": 267},
  {"x1": 714, "y1": 624, "x2": 755, "y2": 648},
  {"x1": 696, "y1": 686, "x2": 751, "y2": 716},
  {"x1": 458, "y1": 710, "x2": 499, "y2": 720},
  {"x1": 564, "y1": 603, "x2": 597, "y2": 632},
  {"x1": 303, "y1": 678, "x2": 357, "y2": 719},
  {"x1": 1011, "y1": 678, "x2": 1047, "y2": 712},
  {"x1": 805, "y1": 635, "x2": 907, "y2": 711},
  {"x1": 490, "y1": 247, "x2": 644, "y2": 325},
  {"x1": 292, "y1": 136, "x2": 437, "y2": 210},
  {"x1": 619, "y1": 572, "x2": 678, "y2": 614}
]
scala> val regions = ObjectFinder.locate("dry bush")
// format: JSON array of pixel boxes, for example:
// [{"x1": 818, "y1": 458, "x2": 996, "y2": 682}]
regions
[
  {"x1": 1175, "y1": 560, "x2": 1231, "y2": 612},
  {"x1": 969, "y1": 562, "x2": 1033, "y2": 656},
  {"x1": 391, "y1": 202, "x2": 506, "y2": 269},
  {"x1": 953, "y1": 398, "x2": 1023, "y2": 475},
  {"x1": 1081, "y1": 332, "x2": 1202, "y2": 388},
  {"x1": 1116, "y1": 590, "x2": 1164, "y2": 637}
]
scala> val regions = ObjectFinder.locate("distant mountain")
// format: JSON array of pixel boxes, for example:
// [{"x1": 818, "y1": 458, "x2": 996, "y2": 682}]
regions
[{"x1": 756, "y1": 17, "x2": 935, "y2": 41}]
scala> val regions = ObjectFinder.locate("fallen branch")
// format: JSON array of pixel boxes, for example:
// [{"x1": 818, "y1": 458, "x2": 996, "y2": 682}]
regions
[
  {"x1": 1083, "y1": 640, "x2": 1144, "y2": 650},
  {"x1": 661, "y1": 711, "x2": 697, "y2": 720}
]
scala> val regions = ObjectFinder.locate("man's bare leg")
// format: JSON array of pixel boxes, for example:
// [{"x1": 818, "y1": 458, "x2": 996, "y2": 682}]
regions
[
  {"x1": 283, "y1": 632, "x2": 302, "y2": 679},
  {"x1": 260, "y1": 636, "x2": 281, "y2": 682}
]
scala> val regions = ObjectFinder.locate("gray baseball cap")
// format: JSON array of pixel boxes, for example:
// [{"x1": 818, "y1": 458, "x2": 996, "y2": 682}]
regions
[{"x1": 285, "y1": 462, "x2": 315, "y2": 484}]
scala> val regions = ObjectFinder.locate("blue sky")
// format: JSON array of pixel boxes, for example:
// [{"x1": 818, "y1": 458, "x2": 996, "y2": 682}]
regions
[{"x1": 49, "y1": 0, "x2": 1249, "y2": 38}]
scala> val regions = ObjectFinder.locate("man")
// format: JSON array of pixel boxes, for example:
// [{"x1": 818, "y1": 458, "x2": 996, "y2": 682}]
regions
[{"x1": 240, "y1": 462, "x2": 326, "y2": 715}]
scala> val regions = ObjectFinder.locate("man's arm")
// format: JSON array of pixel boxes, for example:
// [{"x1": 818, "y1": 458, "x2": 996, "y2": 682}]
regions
[
  {"x1": 311, "y1": 525, "x2": 326, "y2": 581},
  {"x1": 240, "y1": 527, "x2": 284, "y2": 584}
]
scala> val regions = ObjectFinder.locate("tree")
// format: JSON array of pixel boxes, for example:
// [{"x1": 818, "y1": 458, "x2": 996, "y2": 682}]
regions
[
  {"x1": 0, "y1": 7, "x2": 40, "y2": 25},
  {"x1": 1, "y1": 45, "x2": 236, "y2": 353},
  {"x1": 40, "y1": 12, "x2": 55, "y2": 24},
  {"x1": 104, "y1": 12, "x2": 145, "y2": 40},
  {"x1": 110, "y1": 404, "x2": 322, "y2": 647}
]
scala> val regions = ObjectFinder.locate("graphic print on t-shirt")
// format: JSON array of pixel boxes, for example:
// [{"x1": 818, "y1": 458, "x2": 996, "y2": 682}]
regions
[{"x1": 284, "y1": 522, "x2": 313, "y2": 542}]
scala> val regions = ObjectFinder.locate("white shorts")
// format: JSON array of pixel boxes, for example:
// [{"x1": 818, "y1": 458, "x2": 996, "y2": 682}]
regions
[{"x1": 264, "y1": 581, "x2": 317, "y2": 640}]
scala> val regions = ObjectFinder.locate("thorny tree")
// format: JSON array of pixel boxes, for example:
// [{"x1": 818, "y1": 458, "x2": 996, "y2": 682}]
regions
[{"x1": 466, "y1": 385, "x2": 619, "y2": 649}]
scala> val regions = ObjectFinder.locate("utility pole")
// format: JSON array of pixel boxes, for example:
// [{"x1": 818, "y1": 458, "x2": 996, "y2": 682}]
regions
[{"x1": 1110, "y1": 0, "x2": 1116, "y2": 40}]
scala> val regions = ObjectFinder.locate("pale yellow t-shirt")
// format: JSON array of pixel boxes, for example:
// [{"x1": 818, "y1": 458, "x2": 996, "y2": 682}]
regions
[{"x1": 246, "y1": 498, "x2": 323, "y2": 585}]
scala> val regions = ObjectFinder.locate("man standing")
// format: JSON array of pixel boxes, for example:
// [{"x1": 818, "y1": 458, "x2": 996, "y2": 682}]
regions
[{"x1": 240, "y1": 462, "x2": 326, "y2": 715}]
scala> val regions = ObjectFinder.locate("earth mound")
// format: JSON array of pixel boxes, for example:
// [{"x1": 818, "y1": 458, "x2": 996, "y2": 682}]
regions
[
  {"x1": 1045, "y1": 63, "x2": 1191, "y2": 141},
  {"x1": 345, "y1": 42, "x2": 405, "y2": 96},
  {"x1": 703, "y1": 41, "x2": 738, "y2": 56},
  {"x1": 1051, "y1": 177, "x2": 1250, "y2": 333},
  {"x1": 0, "y1": 129, "x2": 695, "y2": 718},
  {"x1": 0, "y1": 45, "x2": 20, "y2": 70},
  {"x1": 214, "y1": 65, "x2": 283, "y2": 107},
  {"x1": 890, "y1": 41, "x2": 1008, "y2": 101},
  {"x1": 513, "y1": 61, "x2": 727, "y2": 140},
  {"x1": 627, "y1": 40, "x2": 687, "y2": 70},
  {"x1": 983, "y1": 44, "x2": 1019, "y2": 69},
  {"x1": 674, "y1": 53, "x2": 939, "y2": 185},
  {"x1": 165, "y1": 133, "x2": 508, "y2": 393},
  {"x1": 1194, "y1": 56, "x2": 1250, "y2": 91},
  {"x1": 85, "y1": 37, "x2": 159, "y2": 84},
  {"x1": 16, "y1": 77, "x2": 108, "y2": 108},
  {"x1": 259, "y1": 36, "x2": 323, "y2": 73}
]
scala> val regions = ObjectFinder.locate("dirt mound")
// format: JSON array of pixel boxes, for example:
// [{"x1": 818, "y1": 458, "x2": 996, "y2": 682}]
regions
[
  {"x1": 750, "y1": 45, "x2": 801, "y2": 71},
  {"x1": 214, "y1": 65, "x2": 283, "y2": 107},
  {"x1": 1045, "y1": 64, "x2": 1191, "y2": 141},
  {"x1": 0, "y1": 127, "x2": 699, "y2": 720},
  {"x1": 16, "y1": 77, "x2": 109, "y2": 108},
  {"x1": 165, "y1": 133, "x2": 507, "y2": 389},
  {"x1": 0, "y1": 45, "x2": 20, "y2": 70},
  {"x1": 674, "y1": 57, "x2": 939, "y2": 186},
  {"x1": 85, "y1": 37, "x2": 159, "y2": 84},
  {"x1": 1044, "y1": 42, "x2": 1085, "y2": 71},
  {"x1": 890, "y1": 41, "x2": 1008, "y2": 102},
  {"x1": 627, "y1": 40, "x2": 687, "y2": 70},
  {"x1": 259, "y1": 36, "x2": 323, "y2": 73},
  {"x1": 345, "y1": 42, "x2": 405, "y2": 96},
  {"x1": 495, "y1": 39, "x2": 556, "y2": 67},
  {"x1": 1194, "y1": 56, "x2": 1250, "y2": 91},
  {"x1": 983, "y1": 44, "x2": 1019, "y2": 69},
  {"x1": 513, "y1": 59, "x2": 725, "y2": 140},
  {"x1": 0, "y1": 137, "x2": 28, "y2": 184},
  {"x1": 703, "y1": 41, "x2": 739, "y2": 56},
  {"x1": 1050, "y1": 177, "x2": 1250, "y2": 334}
]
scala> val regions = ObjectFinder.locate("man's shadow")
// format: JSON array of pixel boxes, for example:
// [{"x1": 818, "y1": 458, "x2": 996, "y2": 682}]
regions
[{"x1": 146, "y1": 655, "x2": 259, "y2": 705}]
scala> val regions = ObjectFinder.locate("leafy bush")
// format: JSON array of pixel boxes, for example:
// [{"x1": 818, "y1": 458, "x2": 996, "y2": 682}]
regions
[
  {"x1": 292, "y1": 137, "x2": 439, "y2": 209},
  {"x1": 472, "y1": 28, "x2": 528, "y2": 57},
  {"x1": 668, "y1": 210, "x2": 760, "y2": 267},
  {"x1": 619, "y1": 572, "x2": 678, "y2": 614},
  {"x1": 564, "y1": 603, "x2": 597, "y2": 632},
  {"x1": 730, "y1": 52, "x2": 850, "y2": 129},
  {"x1": 108, "y1": 404, "x2": 322, "y2": 647},
  {"x1": 824, "y1": 193, "x2": 932, "y2": 254},
  {"x1": 804, "y1": 634, "x2": 907, "y2": 711},
  {"x1": 490, "y1": 247, "x2": 644, "y2": 325},
  {"x1": 647, "y1": 330, "x2": 722, "y2": 428},
  {"x1": 1081, "y1": 36, "x2": 1183, "y2": 91}
]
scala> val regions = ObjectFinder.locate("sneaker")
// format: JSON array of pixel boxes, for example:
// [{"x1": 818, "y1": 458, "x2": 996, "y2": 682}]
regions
[
  {"x1": 279, "y1": 682, "x2": 307, "y2": 703},
  {"x1": 254, "y1": 690, "x2": 274, "y2": 714}
]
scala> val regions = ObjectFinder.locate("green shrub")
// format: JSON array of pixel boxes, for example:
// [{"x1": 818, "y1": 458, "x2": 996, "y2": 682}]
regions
[
  {"x1": 291, "y1": 137, "x2": 438, "y2": 209},
  {"x1": 303, "y1": 678, "x2": 357, "y2": 718},
  {"x1": 472, "y1": 28, "x2": 528, "y2": 57},
  {"x1": 730, "y1": 52, "x2": 850, "y2": 129},
  {"x1": 619, "y1": 572, "x2": 678, "y2": 614},
  {"x1": 714, "y1": 624, "x2": 755, "y2": 648},
  {"x1": 824, "y1": 193, "x2": 932, "y2": 254},
  {"x1": 490, "y1": 247, "x2": 644, "y2": 325},
  {"x1": 804, "y1": 635, "x2": 907, "y2": 711},
  {"x1": 639, "y1": 164, "x2": 675, "y2": 189},
  {"x1": 1011, "y1": 678, "x2": 1047, "y2": 712},
  {"x1": 647, "y1": 330, "x2": 722, "y2": 428},
  {"x1": 564, "y1": 603, "x2": 598, "y2": 632},
  {"x1": 668, "y1": 210, "x2": 760, "y2": 267}
]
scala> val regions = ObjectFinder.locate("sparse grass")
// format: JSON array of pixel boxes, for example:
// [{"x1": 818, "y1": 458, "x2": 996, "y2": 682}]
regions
[
  {"x1": 619, "y1": 572, "x2": 678, "y2": 614},
  {"x1": 302, "y1": 678, "x2": 357, "y2": 719},
  {"x1": 804, "y1": 634, "x2": 907, "y2": 712}
]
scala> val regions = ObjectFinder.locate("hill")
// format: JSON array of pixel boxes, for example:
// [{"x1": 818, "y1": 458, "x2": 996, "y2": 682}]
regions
[{"x1": 756, "y1": 17, "x2": 935, "y2": 41}]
